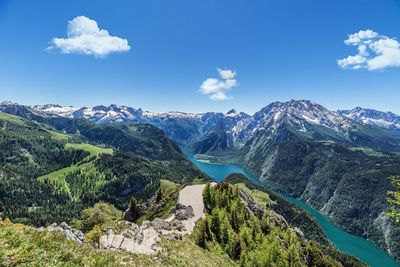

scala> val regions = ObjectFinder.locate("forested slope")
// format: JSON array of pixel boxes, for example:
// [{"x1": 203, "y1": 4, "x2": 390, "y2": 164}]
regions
[{"x1": 0, "y1": 112, "x2": 207, "y2": 226}]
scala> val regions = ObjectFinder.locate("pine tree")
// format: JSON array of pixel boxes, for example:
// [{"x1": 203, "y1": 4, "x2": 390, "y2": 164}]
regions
[
  {"x1": 155, "y1": 188, "x2": 163, "y2": 202},
  {"x1": 203, "y1": 182, "x2": 212, "y2": 211},
  {"x1": 386, "y1": 175, "x2": 400, "y2": 223}
]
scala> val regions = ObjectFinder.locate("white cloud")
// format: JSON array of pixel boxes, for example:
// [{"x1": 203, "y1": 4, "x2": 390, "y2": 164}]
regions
[
  {"x1": 48, "y1": 16, "x2": 131, "y2": 57},
  {"x1": 200, "y1": 68, "x2": 238, "y2": 101},
  {"x1": 217, "y1": 68, "x2": 236, "y2": 79},
  {"x1": 338, "y1": 29, "x2": 400, "y2": 70},
  {"x1": 344, "y1": 29, "x2": 378, "y2": 45},
  {"x1": 210, "y1": 92, "x2": 229, "y2": 101}
]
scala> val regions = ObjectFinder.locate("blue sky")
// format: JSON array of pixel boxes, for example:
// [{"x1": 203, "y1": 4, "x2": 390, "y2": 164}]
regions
[{"x1": 1, "y1": 0, "x2": 400, "y2": 114}]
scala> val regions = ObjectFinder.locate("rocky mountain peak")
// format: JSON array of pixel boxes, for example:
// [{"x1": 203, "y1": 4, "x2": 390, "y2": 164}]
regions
[
  {"x1": 338, "y1": 107, "x2": 400, "y2": 130},
  {"x1": 226, "y1": 109, "x2": 237, "y2": 115},
  {"x1": 251, "y1": 99, "x2": 351, "y2": 133}
]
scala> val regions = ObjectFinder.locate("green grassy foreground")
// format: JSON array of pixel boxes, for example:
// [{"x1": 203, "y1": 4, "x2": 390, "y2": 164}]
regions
[{"x1": 0, "y1": 219, "x2": 235, "y2": 267}]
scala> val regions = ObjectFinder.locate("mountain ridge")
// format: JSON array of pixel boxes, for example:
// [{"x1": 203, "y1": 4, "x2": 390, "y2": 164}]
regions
[
  {"x1": 3, "y1": 99, "x2": 400, "y2": 150},
  {"x1": 21, "y1": 100, "x2": 400, "y2": 130}
]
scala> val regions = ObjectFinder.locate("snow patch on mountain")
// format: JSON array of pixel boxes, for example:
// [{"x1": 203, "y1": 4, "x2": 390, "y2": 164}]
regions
[
  {"x1": 33, "y1": 104, "x2": 78, "y2": 118},
  {"x1": 338, "y1": 107, "x2": 400, "y2": 130}
]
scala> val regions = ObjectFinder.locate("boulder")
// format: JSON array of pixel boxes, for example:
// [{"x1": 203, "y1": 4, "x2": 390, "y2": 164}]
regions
[
  {"x1": 174, "y1": 204, "x2": 194, "y2": 220},
  {"x1": 141, "y1": 220, "x2": 151, "y2": 230},
  {"x1": 152, "y1": 218, "x2": 172, "y2": 231},
  {"x1": 170, "y1": 219, "x2": 186, "y2": 231},
  {"x1": 268, "y1": 210, "x2": 289, "y2": 228},
  {"x1": 110, "y1": 235, "x2": 124, "y2": 249},
  {"x1": 46, "y1": 222, "x2": 84, "y2": 244},
  {"x1": 120, "y1": 237, "x2": 135, "y2": 252},
  {"x1": 151, "y1": 218, "x2": 186, "y2": 232}
]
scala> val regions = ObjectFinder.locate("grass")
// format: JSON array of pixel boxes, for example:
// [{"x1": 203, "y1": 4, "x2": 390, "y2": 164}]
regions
[
  {"x1": 191, "y1": 178, "x2": 209, "y2": 185},
  {"x1": 38, "y1": 143, "x2": 113, "y2": 194},
  {"x1": 159, "y1": 179, "x2": 178, "y2": 193},
  {"x1": 235, "y1": 183, "x2": 276, "y2": 207},
  {"x1": 0, "y1": 111, "x2": 72, "y2": 142},
  {"x1": 0, "y1": 219, "x2": 236, "y2": 267},
  {"x1": 65, "y1": 143, "x2": 113, "y2": 156},
  {"x1": 349, "y1": 146, "x2": 387, "y2": 157},
  {"x1": 48, "y1": 130, "x2": 71, "y2": 141},
  {"x1": 0, "y1": 112, "x2": 29, "y2": 126},
  {"x1": 38, "y1": 164, "x2": 85, "y2": 193}
]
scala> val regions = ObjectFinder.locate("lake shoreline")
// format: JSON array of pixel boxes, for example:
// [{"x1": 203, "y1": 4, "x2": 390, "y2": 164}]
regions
[{"x1": 185, "y1": 151, "x2": 400, "y2": 267}]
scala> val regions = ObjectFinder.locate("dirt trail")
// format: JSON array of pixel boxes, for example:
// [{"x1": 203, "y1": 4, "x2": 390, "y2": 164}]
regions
[{"x1": 166, "y1": 182, "x2": 216, "y2": 233}]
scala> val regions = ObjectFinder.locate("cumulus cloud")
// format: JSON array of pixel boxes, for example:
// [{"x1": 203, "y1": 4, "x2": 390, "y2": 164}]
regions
[
  {"x1": 48, "y1": 16, "x2": 131, "y2": 57},
  {"x1": 338, "y1": 29, "x2": 400, "y2": 70},
  {"x1": 200, "y1": 68, "x2": 238, "y2": 101}
]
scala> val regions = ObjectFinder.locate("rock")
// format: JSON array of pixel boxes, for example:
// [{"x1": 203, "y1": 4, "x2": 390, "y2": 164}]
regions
[
  {"x1": 99, "y1": 235, "x2": 108, "y2": 248},
  {"x1": 59, "y1": 222, "x2": 71, "y2": 230},
  {"x1": 238, "y1": 189, "x2": 265, "y2": 218},
  {"x1": 174, "y1": 204, "x2": 194, "y2": 220},
  {"x1": 131, "y1": 223, "x2": 140, "y2": 233},
  {"x1": 290, "y1": 227, "x2": 306, "y2": 243},
  {"x1": 174, "y1": 203, "x2": 187, "y2": 210},
  {"x1": 46, "y1": 222, "x2": 84, "y2": 244},
  {"x1": 141, "y1": 220, "x2": 151, "y2": 230},
  {"x1": 151, "y1": 218, "x2": 186, "y2": 232},
  {"x1": 110, "y1": 235, "x2": 124, "y2": 249},
  {"x1": 163, "y1": 232, "x2": 182, "y2": 241},
  {"x1": 120, "y1": 237, "x2": 134, "y2": 252},
  {"x1": 152, "y1": 218, "x2": 172, "y2": 231},
  {"x1": 170, "y1": 219, "x2": 186, "y2": 231},
  {"x1": 121, "y1": 229, "x2": 136, "y2": 239},
  {"x1": 268, "y1": 210, "x2": 289, "y2": 228},
  {"x1": 106, "y1": 230, "x2": 114, "y2": 245}
]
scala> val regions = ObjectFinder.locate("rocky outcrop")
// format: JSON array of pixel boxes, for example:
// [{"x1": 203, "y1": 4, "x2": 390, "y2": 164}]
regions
[
  {"x1": 152, "y1": 218, "x2": 186, "y2": 232},
  {"x1": 237, "y1": 188, "x2": 306, "y2": 245},
  {"x1": 45, "y1": 222, "x2": 84, "y2": 244},
  {"x1": 289, "y1": 227, "x2": 306, "y2": 243},
  {"x1": 268, "y1": 210, "x2": 289, "y2": 228},
  {"x1": 39, "y1": 185, "x2": 209, "y2": 256},
  {"x1": 99, "y1": 221, "x2": 160, "y2": 255},
  {"x1": 238, "y1": 189, "x2": 291, "y2": 228},
  {"x1": 173, "y1": 203, "x2": 194, "y2": 220},
  {"x1": 238, "y1": 189, "x2": 265, "y2": 218},
  {"x1": 99, "y1": 202, "x2": 199, "y2": 254}
]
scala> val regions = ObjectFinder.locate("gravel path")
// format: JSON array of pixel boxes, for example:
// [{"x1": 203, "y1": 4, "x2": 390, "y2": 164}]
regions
[{"x1": 166, "y1": 182, "x2": 216, "y2": 233}]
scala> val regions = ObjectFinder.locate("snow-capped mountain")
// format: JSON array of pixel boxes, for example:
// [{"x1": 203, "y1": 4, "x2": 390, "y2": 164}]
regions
[
  {"x1": 338, "y1": 107, "x2": 400, "y2": 130},
  {"x1": 231, "y1": 100, "x2": 353, "y2": 144},
  {"x1": 25, "y1": 103, "x2": 250, "y2": 146},
  {"x1": 32, "y1": 104, "x2": 79, "y2": 118},
  {"x1": 2, "y1": 99, "x2": 400, "y2": 150},
  {"x1": 33, "y1": 104, "x2": 144, "y2": 123}
]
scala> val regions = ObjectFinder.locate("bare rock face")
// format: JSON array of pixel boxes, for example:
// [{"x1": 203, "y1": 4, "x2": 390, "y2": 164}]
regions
[
  {"x1": 238, "y1": 189, "x2": 265, "y2": 219},
  {"x1": 99, "y1": 221, "x2": 160, "y2": 255},
  {"x1": 46, "y1": 222, "x2": 84, "y2": 244},
  {"x1": 268, "y1": 210, "x2": 289, "y2": 228},
  {"x1": 237, "y1": 189, "x2": 290, "y2": 229},
  {"x1": 152, "y1": 218, "x2": 186, "y2": 232}
]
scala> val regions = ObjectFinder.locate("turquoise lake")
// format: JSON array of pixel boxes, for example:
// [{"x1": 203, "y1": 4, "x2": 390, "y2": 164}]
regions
[{"x1": 185, "y1": 152, "x2": 400, "y2": 267}]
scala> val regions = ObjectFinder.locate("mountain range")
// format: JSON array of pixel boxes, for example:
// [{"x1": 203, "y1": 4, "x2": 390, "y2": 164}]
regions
[
  {"x1": 1, "y1": 99, "x2": 400, "y2": 261},
  {"x1": 0, "y1": 103, "x2": 366, "y2": 267},
  {"x1": 20, "y1": 100, "x2": 400, "y2": 132},
  {"x1": 2, "y1": 100, "x2": 400, "y2": 149}
]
